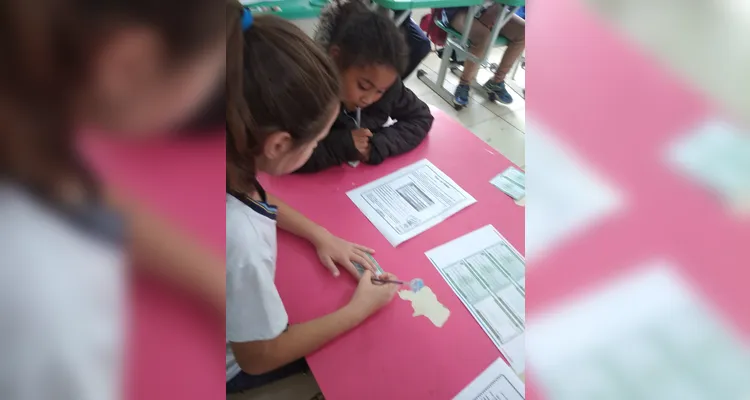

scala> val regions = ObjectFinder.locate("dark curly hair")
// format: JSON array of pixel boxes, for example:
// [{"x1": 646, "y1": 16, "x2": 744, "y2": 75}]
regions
[{"x1": 323, "y1": 0, "x2": 409, "y2": 75}]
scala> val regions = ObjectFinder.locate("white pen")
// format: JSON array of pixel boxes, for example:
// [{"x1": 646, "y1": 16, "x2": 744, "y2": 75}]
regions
[{"x1": 355, "y1": 107, "x2": 361, "y2": 129}]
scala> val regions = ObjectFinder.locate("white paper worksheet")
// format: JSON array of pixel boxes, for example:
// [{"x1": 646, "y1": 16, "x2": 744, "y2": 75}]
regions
[
  {"x1": 527, "y1": 261, "x2": 750, "y2": 400},
  {"x1": 426, "y1": 225, "x2": 526, "y2": 375},
  {"x1": 347, "y1": 159, "x2": 476, "y2": 246},
  {"x1": 667, "y1": 118, "x2": 750, "y2": 212},
  {"x1": 454, "y1": 358, "x2": 525, "y2": 400},
  {"x1": 526, "y1": 121, "x2": 623, "y2": 260}
]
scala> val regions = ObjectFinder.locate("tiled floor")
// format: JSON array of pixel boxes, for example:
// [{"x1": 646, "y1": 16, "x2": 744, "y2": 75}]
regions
[{"x1": 405, "y1": 50, "x2": 526, "y2": 167}]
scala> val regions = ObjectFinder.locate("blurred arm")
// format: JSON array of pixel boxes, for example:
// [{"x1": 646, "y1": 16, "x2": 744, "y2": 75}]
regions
[
  {"x1": 230, "y1": 305, "x2": 365, "y2": 375},
  {"x1": 266, "y1": 192, "x2": 329, "y2": 247},
  {"x1": 107, "y1": 190, "x2": 225, "y2": 314}
]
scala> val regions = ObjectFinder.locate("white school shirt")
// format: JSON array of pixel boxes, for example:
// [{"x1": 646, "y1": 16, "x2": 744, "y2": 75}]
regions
[
  {"x1": 0, "y1": 184, "x2": 124, "y2": 400},
  {"x1": 225, "y1": 192, "x2": 288, "y2": 381}
]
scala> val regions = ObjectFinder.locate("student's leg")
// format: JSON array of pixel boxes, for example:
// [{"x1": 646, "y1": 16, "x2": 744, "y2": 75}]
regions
[
  {"x1": 449, "y1": 5, "x2": 499, "y2": 106},
  {"x1": 484, "y1": 14, "x2": 526, "y2": 104},
  {"x1": 449, "y1": 7, "x2": 498, "y2": 85},
  {"x1": 226, "y1": 358, "x2": 309, "y2": 394},
  {"x1": 494, "y1": 15, "x2": 525, "y2": 82},
  {"x1": 400, "y1": 17, "x2": 432, "y2": 80}
]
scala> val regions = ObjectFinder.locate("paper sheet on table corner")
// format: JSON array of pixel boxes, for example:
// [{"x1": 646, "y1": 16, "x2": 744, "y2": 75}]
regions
[
  {"x1": 346, "y1": 159, "x2": 476, "y2": 246},
  {"x1": 426, "y1": 225, "x2": 526, "y2": 375},
  {"x1": 453, "y1": 357, "x2": 525, "y2": 400}
]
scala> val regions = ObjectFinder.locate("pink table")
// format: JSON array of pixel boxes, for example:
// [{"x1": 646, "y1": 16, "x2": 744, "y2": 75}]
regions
[
  {"x1": 260, "y1": 107, "x2": 524, "y2": 400},
  {"x1": 528, "y1": 1, "x2": 750, "y2": 399},
  {"x1": 81, "y1": 135, "x2": 225, "y2": 400}
]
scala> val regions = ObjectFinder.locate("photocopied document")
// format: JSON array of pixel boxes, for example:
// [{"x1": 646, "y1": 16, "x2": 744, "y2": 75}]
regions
[
  {"x1": 426, "y1": 225, "x2": 526, "y2": 374},
  {"x1": 347, "y1": 159, "x2": 476, "y2": 246},
  {"x1": 667, "y1": 118, "x2": 750, "y2": 214},
  {"x1": 526, "y1": 121, "x2": 623, "y2": 260},
  {"x1": 491, "y1": 166, "x2": 525, "y2": 201},
  {"x1": 454, "y1": 358, "x2": 525, "y2": 400},
  {"x1": 527, "y1": 261, "x2": 750, "y2": 400}
]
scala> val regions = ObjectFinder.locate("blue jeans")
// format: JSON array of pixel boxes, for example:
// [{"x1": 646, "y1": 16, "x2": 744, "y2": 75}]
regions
[{"x1": 398, "y1": 13, "x2": 431, "y2": 79}]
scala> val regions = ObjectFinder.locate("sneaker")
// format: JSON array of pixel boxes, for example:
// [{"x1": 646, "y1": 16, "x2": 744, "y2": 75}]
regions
[
  {"x1": 484, "y1": 80, "x2": 513, "y2": 104},
  {"x1": 436, "y1": 48, "x2": 462, "y2": 65},
  {"x1": 453, "y1": 84, "x2": 470, "y2": 107}
]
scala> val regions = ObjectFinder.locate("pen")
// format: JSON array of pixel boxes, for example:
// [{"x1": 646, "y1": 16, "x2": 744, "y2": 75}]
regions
[
  {"x1": 371, "y1": 277, "x2": 405, "y2": 285},
  {"x1": 355, "y1": 107, "x2": 361, "y2": 129}
]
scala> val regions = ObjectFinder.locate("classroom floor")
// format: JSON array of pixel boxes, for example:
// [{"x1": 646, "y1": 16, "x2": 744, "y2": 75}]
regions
[
  {"x1": 402, "y1": 8, "x2": 525, "y2": 168},
  {"x1": 404, "y1": 48, "x2": 526, "y2": 168}
]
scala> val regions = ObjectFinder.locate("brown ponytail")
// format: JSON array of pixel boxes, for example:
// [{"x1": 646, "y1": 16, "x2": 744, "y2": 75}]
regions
[
  {"x1": 0, "y1": 0, "x2": 223, "y2": 201},
  {"x1": 226, "y1": 2, "x2": 340, "y2": 191}
]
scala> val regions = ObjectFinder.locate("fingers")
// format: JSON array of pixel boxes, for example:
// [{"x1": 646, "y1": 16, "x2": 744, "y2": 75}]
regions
[
  {"x1": 354, "y1": 138, "x2": 369, "y2": 154},
  {"x1": 322, "y1": 256, "x2": 340, "y2": 277},
  {"x1": 359, "y1": 270, "x2": 373, "y2": 281},
  {"x1": 340, "y1": 258, "x2": 361, "y2": 279},
  {"x1": 352, "y1": 252, "x2": 376, "y2": 273},
  {"x1": 380, "y1": 272, "x2": 398, "y2": 282},
  {"x1": 351, "y1": 248, "x2": 370, "y2": 261},
  {"x1": 353, "y1": 244, "x2": 376, "y2": 254},
  {"x1": 353, "y1": 128, "x2": 373, "y2": 138},
  {"x1": 355, "y1": 137, "x2": 370, "y2": 148}
]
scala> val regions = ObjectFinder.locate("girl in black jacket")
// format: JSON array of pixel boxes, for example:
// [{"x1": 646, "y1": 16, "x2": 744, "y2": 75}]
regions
[{"x1": 295, "y1": 0, "x2": 435, "y2": 173}]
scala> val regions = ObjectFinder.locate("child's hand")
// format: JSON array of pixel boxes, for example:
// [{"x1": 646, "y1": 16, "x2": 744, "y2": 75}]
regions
[
  {"x1": 348, "y1": 271, "x2": 399, "y2": 316},
  {"x1": 352, "y1": 128, "x2": 372, "y2": 161},
  {"x1": 313, "y1": 231, "x2": 377, "y2": 278}
]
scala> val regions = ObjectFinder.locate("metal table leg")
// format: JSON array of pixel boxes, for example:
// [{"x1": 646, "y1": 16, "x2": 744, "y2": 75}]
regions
[
  {"x1": 417, "y1": 5, "x2": 481, "y2": 109},
  {"x1": 418, "y1": 4, "x2": 522, "y2": 109},
  {"x1": 505, "y1": 49, "x2": 525, "y2": 98}
]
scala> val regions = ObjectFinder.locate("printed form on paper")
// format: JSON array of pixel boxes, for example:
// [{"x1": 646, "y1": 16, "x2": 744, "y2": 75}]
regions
[
  {"x1": 426, "y1": 225, "x2": 526, "y2": 375},
  {"x1": 347, "y1": 159, "x2": 476, "y2": 246}
]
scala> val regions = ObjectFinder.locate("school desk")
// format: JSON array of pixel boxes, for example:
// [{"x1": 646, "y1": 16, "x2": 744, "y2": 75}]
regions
[
  {"x1": 259, "y1": 107, "x2": 525, "y2": 400},
  {"x1": 525, "y1": 0, "x2": 750, "y2": 398},
  {"x1": 243, "y1": 0, "x2": 322, "y2": 20},
  {"x1": 243, "y1": 0, "x2": 322, "y2": 36},
  {"x1": 372, "y1": 0, "x2": 483, "y2": 25},
  {"x1": 80, "y1": 135, "x2": 225, "y2": 400}
]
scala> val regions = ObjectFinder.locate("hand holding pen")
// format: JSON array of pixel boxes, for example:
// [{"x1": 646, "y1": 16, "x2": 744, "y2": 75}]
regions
[
  {"x1": 348, "y1": 271, "x2": 399, "y2": 316},
  {"x1": 352, "y1": 128, "x2": 372, "y2": 161}
]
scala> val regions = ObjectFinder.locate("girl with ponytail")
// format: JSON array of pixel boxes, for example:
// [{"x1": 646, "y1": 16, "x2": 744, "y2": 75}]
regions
[{"x1": 225, "y1": 3, "x2": 400, "y2": 393}]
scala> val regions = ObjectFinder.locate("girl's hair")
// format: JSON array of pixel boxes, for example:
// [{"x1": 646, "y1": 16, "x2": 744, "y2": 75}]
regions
[
  {"x1": 325, "y1": 0, "x2": 408, "y2": 75},
  {"x1": 226, "y1": 3, "x2": 340, "y2": 190},
  {"x1": 0, "y1": 0, "x2": 223, "y2": 199}
]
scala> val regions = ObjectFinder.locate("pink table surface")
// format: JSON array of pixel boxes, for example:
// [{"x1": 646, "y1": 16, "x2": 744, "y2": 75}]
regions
[
  {"x1": 528, "y1": 1, "x2": 750, "y2": 399},
  {"x1": 260, "y1": 107, "x2": 524, "y2": 400},
  {"x1": 80, "y1": 135, "x2": 225, "y2": 400}
]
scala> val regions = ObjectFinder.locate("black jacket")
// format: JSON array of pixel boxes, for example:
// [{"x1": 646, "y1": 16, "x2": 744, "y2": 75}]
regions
[{"x1": 295, "y1": 79, "x2": 434, "y2": 173}]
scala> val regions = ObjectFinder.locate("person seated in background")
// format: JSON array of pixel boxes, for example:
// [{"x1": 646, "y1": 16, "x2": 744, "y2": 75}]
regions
[
  {"x1": 397, "y1": 11, "x2": 432, "y2": 79},
  {"x1": 297, "y1": 0, "x2": 434, "y2": 173},
  {"x1": 443, "y1": 4, "x2": 525, "y2": 106}
]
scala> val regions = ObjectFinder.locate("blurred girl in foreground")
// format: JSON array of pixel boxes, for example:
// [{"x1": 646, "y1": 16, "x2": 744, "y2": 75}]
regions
[{"x1": 0, "y1": 1, "x2": 224, "y2": 399}]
